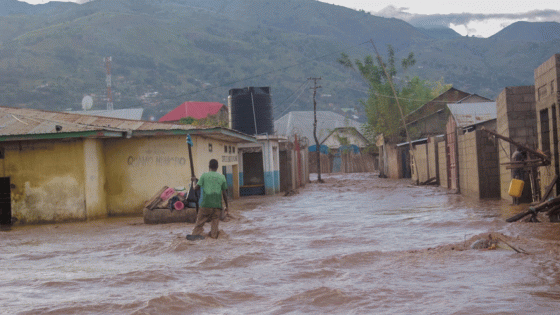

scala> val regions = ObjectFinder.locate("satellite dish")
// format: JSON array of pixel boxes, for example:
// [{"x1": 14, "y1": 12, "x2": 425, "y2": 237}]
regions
[{"x1": 81, "y1": 95, "x2": 93, "y2": 111}]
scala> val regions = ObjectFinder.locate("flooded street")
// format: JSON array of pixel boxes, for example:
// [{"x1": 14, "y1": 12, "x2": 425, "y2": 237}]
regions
[{"x1": 3, "y1": 173, "x2": 560, "y2": 314}]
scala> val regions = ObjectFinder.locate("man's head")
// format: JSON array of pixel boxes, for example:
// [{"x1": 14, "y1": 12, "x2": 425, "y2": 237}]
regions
[{"x1": 209, "y1": 159, "x2": 219, "y2": 171}]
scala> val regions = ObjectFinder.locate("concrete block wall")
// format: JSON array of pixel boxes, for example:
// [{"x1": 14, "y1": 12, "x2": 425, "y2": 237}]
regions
[
  {"x1": 458, "y1": 131, "x2": 479, "y2": 198},
  {"x1": 438, "y1": 141, "x2": 448, "y2": 188},
  {"x1": 496, "y1": 86, "x2": 537, "y2": 202},
  {"x1": 386, "y1": 144, "x2": 402, "y2": 179},
  {"x1": 412, "y1": 137, "x2": 442, "y2": 184},
  {"x1": 412, "y1": 143, "x2": 429, "y2": 183},
  {"x1": 535, "y1": 54, "x2": 560, "y2": 198}
]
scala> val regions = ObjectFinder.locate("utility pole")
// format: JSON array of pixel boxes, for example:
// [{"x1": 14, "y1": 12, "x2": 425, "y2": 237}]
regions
[{"x1": 308, "y1": 77, "x2": 323, "y2": 183}]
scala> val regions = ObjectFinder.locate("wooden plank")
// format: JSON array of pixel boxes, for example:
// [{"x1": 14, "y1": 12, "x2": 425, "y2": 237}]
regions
[
  {"x1": 144, "y1": 186, "x2": 168, "y2": 210},
  {"x1": 505, "y1": 164, "x2": 545, "y2": 170},
  {"x1": 540, "y1": 175, "x2": 559, "y2": 203},
  {"x1": 481, "y1": 128, "x2": 550, "y2": 164},
  {"x1": 501, "y1": 159, "x2": 543, "y2": 165}
]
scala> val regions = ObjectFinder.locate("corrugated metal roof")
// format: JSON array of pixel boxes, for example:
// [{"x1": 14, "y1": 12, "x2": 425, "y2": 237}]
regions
[
  {"x1": 447, "y1": 102, "x2": 497, "y2": 128},
  {"x1": 0, "y1": 106, "x2": 255, "y2": 143},
  {"x1": 0, "y1": 106, "x2": 193, "y2": 134},
  {"x1": 274, "y1": 111, "x2": 363, "y2": 143},
  {"x1": 67, "y1": 108, "x2": 144, "y2": 120}
]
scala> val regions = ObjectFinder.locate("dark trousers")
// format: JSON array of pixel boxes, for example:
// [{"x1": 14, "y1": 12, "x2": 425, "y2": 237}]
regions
[{"x1": 191, "y1": 207, "x2": 221, "y2": 239}]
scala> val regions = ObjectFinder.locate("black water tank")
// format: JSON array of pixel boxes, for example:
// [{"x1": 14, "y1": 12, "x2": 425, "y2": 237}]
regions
[{"x1": 229, "y1": 86, "x2": 273, "y2": 135}]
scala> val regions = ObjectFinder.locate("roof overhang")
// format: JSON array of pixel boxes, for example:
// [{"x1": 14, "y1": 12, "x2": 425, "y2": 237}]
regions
[
  {"x1": 396, "y1": 138, "x2": 429, "y2": 147},
  {"x1": 185, "y1": 127, "x2": 256, "y2": 143},
  {"x1": 0, "y1": 130, "x2": 124, "y2": 142}
]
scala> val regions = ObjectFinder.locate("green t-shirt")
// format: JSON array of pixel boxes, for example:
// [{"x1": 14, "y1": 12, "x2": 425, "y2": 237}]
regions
[{"x1": 198, "y1": 171, "x2": 227, "y2": 208}]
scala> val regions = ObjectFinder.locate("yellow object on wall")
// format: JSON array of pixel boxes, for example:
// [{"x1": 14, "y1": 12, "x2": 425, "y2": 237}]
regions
[{"x1": 508, "y1": 179, "x2": 524, "y2": 198}]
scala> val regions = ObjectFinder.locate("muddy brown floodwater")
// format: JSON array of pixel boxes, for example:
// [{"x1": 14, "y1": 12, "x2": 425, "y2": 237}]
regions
[{"x1": 3, "y1": 173, "x2": 560, "y2": 314}]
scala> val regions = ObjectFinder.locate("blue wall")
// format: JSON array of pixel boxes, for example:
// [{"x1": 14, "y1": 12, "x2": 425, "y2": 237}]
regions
[{"x1": 264, "y1": 170, "x2": 280, "y2": 195}]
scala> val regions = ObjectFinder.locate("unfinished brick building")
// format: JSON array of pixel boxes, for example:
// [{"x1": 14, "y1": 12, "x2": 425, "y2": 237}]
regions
[
  {"x1": 496, "y1": 86, "x2": 537, "y2": 203},
  {"x1": 535, "y1": 54, "x2": 560, "y2": 197}
]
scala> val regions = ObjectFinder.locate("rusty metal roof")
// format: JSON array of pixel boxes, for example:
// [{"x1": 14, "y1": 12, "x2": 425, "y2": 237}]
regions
[
  {"x1": 0, "y1": 106, "x2": 191, "y2": 132},
  {"x1": 67, "y1": 108, "x2": 144, "y2": 120},
  {"x1": 447, "y1": 102, "x2": 497, "y2": 128},
  {"x1": 0, "y1": 106, "x2": 255, "y2": 143}
]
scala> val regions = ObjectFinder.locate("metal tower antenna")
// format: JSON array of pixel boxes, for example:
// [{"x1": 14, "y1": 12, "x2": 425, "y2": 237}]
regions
[{"x1": 104, "y1": 56, "x2": 113, "y2": 111}]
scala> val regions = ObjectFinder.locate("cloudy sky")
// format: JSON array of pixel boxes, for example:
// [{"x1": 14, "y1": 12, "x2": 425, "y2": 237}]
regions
[
  {"x1": 21, "y1": 0, "x2": 560, "y2": 37},
  {"x1": 319, "y1": 0, "x2": 560, "y2": 37}
]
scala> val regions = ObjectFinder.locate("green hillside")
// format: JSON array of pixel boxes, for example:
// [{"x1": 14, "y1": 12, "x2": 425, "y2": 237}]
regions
[{"x1": 0, "y1": 0, "x2": 558, "y2": 121}]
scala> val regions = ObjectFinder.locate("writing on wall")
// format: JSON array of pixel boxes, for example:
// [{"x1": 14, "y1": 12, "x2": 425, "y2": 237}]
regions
[{"x1": 127, "y1": 155, "x2": 187, "y2": 167}]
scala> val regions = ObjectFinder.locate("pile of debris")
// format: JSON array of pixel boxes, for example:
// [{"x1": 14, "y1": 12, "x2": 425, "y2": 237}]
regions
[
  {"x1": 506, "y1": 194, "x2": 560, "y2": 223},
  {"x1": 143, "y1": 186, "x2": 198, "y2": 224}
]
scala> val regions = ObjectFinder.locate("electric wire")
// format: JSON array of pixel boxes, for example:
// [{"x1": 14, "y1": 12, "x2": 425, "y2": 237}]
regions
[
  {"x1": 163, "y1": 40, "x2": 371, "y2": 101},
  {"x1": 276, "y1": 81, "x2": 311, "y2": 118},
  {"x1": 272, "y1": 80, "x2": 310, "y2": 112}
]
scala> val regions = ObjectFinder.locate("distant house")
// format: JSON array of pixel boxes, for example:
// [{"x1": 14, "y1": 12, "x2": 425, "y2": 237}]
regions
[
  {"x1": 377, "y1": 87, "x2": 493, "y2": 179},
  {"x1": 159, "y1": 102, "x2": 227, "y2": 122},
  {"x1": 406, "y1": 87, "x2": 493, "y2": 139},
  {"x1": 274, "y1": 111, "x2": 362, "y2": 143},
  {"x1": 443, "y1": 102, "x2": 499, "y2": 198},
  {"x1": 321, "y1": 127, "x2": 369, "y2": 150},
  {"x1": 274, "y1": 111, "x2": 375, "y2": 174},
  {"x1": 321, "y1": 127, "x2": 377, "y2": 173}
]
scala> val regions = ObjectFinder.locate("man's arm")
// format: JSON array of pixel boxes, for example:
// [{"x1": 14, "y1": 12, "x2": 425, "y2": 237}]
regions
[
  {"x1": 191, "y1": 176, "x2": 200, "y2": 190},
  {"x1": 222, "y1": 189, "x2": 229, "y2": 210}
]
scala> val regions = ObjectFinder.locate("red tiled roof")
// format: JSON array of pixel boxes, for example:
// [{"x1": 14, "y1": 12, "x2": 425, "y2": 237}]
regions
[{"x1": 159, "y1": 102, "x2": 225, "y2": 122}]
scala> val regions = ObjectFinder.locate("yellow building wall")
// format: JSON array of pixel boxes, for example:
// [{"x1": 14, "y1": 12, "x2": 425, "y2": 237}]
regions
[
  {"x1": 412, "y1": 143, "x2": 429, "y2": 183},
  {"x1": 458, "y1": 131, "x2": 479, "y2": 198},
  {"x1": 192, "y1": 136, "x2": 240, "y2": 198},
  {"x1": 103, "y1": 135, "x2": 240, "y2": 216},
  {"x1": 386, "y1": 144, "x2": 401, "y2": 179},
  {"x1": 84, "y1": 138, "x2": 107, "y2": 219},
  {"x1": 104, "y1": 135, "x2": 193, "y2": 216},
  {"x1": 2, "y1": 140, "x2": 86, "y2": 224}
]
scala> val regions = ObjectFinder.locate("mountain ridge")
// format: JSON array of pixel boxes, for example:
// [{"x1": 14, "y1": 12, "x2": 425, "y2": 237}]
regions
[{"x1": 0, "y1": 0, "x2": 558, "y2": 120}]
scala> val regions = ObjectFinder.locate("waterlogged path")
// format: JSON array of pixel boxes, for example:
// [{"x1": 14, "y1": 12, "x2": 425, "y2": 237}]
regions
[{"x1": 3, "y1": 173, "x2": 560, "y2": 314}]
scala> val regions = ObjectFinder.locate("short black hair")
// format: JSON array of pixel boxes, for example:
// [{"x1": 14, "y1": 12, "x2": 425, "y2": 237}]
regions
[{"x1": 209, "y1": 159, "x2": 219, "y2": 170}]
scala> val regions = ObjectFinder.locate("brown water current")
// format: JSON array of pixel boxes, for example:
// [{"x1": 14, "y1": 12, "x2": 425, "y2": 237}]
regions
[{"x1": 3, "y1": 173, "x2": 560, "y2": 314}]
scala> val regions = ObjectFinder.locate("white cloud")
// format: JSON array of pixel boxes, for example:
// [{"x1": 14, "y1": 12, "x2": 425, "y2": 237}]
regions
[{"x1": 375, "y1": 5, "x2": 560, "y2": 37}]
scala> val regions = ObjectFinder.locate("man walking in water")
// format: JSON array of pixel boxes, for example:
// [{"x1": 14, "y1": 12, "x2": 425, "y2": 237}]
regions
[{"x1": 189, "y1": 159, "x2": 229, "y2": 239}]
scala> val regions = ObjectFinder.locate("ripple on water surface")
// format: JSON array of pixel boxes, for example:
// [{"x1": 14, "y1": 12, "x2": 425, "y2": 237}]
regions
[{"x1": 3, "y1": 173, "x2": 560, "y2": 313}]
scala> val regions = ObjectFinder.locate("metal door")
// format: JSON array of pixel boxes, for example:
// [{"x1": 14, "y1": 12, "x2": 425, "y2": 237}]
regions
[{"x1": 0, "y1": 177, "x2": 11, "y2": 226}]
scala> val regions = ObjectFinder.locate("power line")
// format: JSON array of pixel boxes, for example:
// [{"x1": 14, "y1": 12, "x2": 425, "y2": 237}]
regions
[
  {"x1": 164, "y1": 41, "x2": 371, "y2": 101},
  {"x1": 276, "y1": 81, "x2": 310, "y2": 118},
  {"x1": 272, "y1": 80, "x2": 309, "y2": 112}
]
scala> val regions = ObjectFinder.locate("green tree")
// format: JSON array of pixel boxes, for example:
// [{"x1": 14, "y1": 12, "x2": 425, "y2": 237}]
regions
[
  {"x1": 339, "y1": 46, "x2": 449, "y2": 140},
  {"x1": 180, "y1": 117, "x2": 198, "y2": 125}
]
